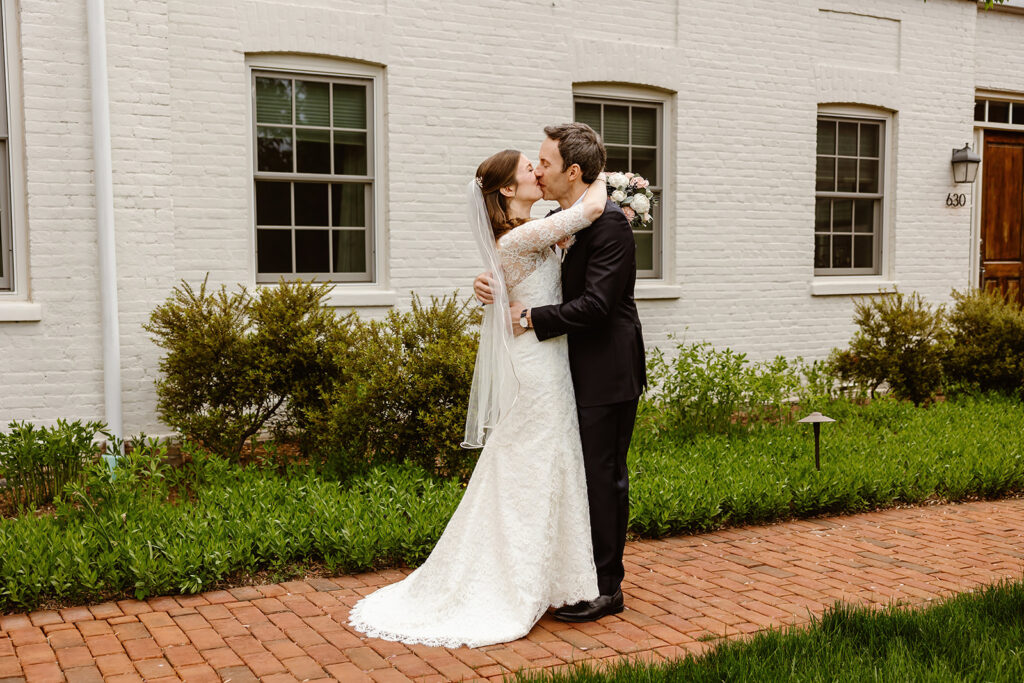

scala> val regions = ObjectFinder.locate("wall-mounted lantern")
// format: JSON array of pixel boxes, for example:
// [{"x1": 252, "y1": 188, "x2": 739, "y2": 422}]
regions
[{"x1": 951, "y1": 143, "x2": 981, "y2": 184}]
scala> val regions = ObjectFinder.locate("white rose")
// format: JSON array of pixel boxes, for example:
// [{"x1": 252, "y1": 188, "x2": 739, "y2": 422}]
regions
[
  {"x1": 610, "y1": 189, "x2": 627, "y2": 203},
  {"x1": 630, "y1": 194, "x2": 650, "y2": 214},
  {"x1": 607, "y1": 172, "x2": 628, "y2": 190}
]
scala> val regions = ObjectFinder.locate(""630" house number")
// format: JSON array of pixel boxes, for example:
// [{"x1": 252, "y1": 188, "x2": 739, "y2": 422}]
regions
[{"x1": 946, "y1": 193, "x2": 967, "y2": 207}]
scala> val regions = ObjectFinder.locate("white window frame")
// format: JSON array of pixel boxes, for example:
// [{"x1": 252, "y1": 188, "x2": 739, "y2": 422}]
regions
[
  {"x1": 573, "y1": 85, "x2": 673, "y2": 285},
  {"x1": 0, "y1": 0, "x2": 37, "y2": 320},
  {"x1": 811, "y1": 105, "x2": 896, "y2": 296},
  {"x1": 246, "y1": 56, "x2": 389, "y2": 302}
]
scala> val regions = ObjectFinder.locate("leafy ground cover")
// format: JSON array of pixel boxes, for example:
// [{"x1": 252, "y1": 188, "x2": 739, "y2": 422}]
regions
[
  {"x1": 516, "y1": 577, "x2": 1024, "y2": 682},
  {"x1": 0, "y1": 394, "x2": 1022, "y2": 612}
]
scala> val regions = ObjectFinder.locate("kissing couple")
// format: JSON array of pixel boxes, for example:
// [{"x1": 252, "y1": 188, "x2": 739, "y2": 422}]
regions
[{"x1": 349, "y1": 123, "x2": 647, "y2": 648}]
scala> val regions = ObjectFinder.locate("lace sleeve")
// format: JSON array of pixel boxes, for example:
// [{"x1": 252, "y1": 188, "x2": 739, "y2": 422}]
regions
[{"x1": 498, "y1": 204, "x2": 591, "y2": 257}]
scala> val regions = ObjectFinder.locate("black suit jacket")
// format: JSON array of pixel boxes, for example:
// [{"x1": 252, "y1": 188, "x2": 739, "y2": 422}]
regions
[{"x1": 531, "y1": 200, "x2": 647, "y2": 407}]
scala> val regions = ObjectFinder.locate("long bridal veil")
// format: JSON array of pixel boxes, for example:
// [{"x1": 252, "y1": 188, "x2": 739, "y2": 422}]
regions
[{"x1": 462, "y1": 179, "x2": 519, "y2": 448}]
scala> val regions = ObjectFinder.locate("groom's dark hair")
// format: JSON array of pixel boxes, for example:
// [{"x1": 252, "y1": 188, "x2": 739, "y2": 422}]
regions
[{"x1": 544, "y1": 123, "x2": 606, "y2": 184}]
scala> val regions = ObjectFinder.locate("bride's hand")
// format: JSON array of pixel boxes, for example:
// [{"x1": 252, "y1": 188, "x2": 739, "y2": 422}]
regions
[{"x1": 582, "y1": 172, "x2": 608, "y2": 222}]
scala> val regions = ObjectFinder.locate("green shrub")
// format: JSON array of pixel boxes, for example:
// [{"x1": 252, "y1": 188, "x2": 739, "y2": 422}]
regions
[
  {"x1": 945, "y1": 288, "x2": 1024, "y2": 396},
  {"x1": 643, "y1": 341, "x2": 808, "y2": 441},
  {"x1": 144, "y1": 277, "x2": 343, "y2": 460},
  {"x1": 299, "y1": 293, "x2": 481, "y2": 480},
  {"x1": 828, "y1": 290, "x2": 947, "y2": 404},
  {"x1": 0, "y1": 420, "x2": 106, "y2": 509}
]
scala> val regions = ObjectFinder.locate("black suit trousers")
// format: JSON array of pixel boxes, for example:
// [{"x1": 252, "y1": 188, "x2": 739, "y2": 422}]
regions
[{"x1": 577, "y1": 397, "x2": 639, "y2": 596}]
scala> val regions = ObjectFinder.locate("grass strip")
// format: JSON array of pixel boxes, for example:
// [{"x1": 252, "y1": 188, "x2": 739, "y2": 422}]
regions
[{"x1": 516, "y1": 577, "x2": 1024, "y2": 682}]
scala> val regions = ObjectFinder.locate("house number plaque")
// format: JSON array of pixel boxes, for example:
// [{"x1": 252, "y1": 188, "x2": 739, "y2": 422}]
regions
[{"x1": 946, "y1": 193, "x2": 967, "y2": 207}]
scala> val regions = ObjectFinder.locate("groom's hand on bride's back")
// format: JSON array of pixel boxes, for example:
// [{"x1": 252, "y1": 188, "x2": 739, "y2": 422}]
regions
[{"x1": 474, "y1": 271, "x2": 495, "y2": 305}]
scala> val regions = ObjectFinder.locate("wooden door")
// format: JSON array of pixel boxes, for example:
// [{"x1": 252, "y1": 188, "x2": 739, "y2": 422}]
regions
[{"x1": 981, "y1": 131, "x2": 1024, "y2": 306}]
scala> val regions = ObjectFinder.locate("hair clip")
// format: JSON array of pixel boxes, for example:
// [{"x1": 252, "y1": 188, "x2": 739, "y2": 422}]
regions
[{"x1": 475, "y1": 177, "x2": 484, "y2": 188}]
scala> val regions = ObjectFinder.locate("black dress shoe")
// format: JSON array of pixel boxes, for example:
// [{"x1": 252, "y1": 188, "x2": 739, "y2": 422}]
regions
[{"x1": 552, "y1": 589, "x2": 624, "y2": 622}]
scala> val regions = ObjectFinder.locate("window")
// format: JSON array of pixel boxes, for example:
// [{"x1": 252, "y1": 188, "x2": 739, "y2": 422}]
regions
[
  {"x1": 574, "y1": 96, "x2": 663, "y2": 278},
  {"x1": 252, "y1": 70, "x2": 374, "y2": 283},
  {"x1": 815, "y1": 114, "x2": 885, "y2": 275},
  {"x1": 0, "y1": 5, "x2": 11, "y2": 292},
  {"x1": 975, "y1": 97, "x2": 1024, "y2": 128}
]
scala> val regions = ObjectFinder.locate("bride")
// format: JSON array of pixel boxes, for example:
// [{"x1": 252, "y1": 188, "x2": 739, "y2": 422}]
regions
[{"x1": 348, "y1": 149, "x2": 608, "y2": 648}]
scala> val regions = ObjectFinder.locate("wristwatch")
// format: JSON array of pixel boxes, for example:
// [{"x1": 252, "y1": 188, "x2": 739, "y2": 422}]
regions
[{"x1": 519, "y1": 309, "x2": 529, "y2": 329}]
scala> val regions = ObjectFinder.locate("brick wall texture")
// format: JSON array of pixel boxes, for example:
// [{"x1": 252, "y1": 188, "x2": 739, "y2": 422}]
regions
[{"x1": 2, "y1": 0, "x2": 1023, "y2": 434}]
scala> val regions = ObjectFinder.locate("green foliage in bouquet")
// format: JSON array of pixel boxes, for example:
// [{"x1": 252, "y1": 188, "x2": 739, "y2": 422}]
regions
[
  {"x1": 945, "y1": 288, "x2": 1024, "y2": 397},
  {"x1": 145, "y1": 277, "x2": 342, "y2": 460},
  {"x1": 828, "y1": 290, "x2": 947, "y2": 405}
]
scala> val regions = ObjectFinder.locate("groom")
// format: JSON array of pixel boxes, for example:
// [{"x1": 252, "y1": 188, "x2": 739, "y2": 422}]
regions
[{"x1": 474, "y1": 122, "x2": 646, "y2": 622}]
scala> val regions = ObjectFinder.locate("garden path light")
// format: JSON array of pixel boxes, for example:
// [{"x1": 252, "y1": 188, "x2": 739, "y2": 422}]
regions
[{"x1": 798, "y1": 412, "x2": 835, "y2": 471}]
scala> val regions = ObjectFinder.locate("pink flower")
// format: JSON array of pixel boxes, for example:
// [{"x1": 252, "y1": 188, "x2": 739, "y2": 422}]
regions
[
  {"x1": 624, "y1": 172, "x2": 634, "y2": 179},
  {"x1": 632, "y1": 177, "x2": 649, "y2": 189},
  {"x1": 623, "y1": 206, "x2": 636, "y2": 221}
]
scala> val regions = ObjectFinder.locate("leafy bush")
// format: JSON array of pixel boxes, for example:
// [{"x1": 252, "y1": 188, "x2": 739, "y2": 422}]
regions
[
  {"x1": 643, "y1": 341, "x2": 811, "y2": 441},
  {"x1": 828, "y1": 290, "x2": 948, "y2": 404},
  {"x1": 298, "y1": 293, "x2": 481, "y2": 480},
  {"x1": 945, "y1": 288, "x2": 1024, "y2": 396},
  {"x1": 145, "y1": 278, "x2": 343, "y2": 460},
  {"x1": 0, "y1": 420, "x2": 105, "y2": 509}
]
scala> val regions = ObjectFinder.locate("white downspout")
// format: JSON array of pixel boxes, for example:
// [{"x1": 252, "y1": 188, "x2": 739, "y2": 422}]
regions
[{"x1": 86, "y1": 0, "x2": 122, "y2": 464}]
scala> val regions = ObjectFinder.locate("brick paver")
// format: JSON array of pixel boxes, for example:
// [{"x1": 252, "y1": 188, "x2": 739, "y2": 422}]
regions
[{"x1": 2, "y1": 498, "x2": 1024, "y2": 681}]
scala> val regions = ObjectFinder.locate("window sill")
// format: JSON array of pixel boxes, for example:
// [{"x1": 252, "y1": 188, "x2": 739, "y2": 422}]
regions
[
  {"x1": 810, "y1": 278, "x2": 897, "y2": 297},
  {"x1": 635, "y1": 282, "x2": 682, "y2": 300},
  {"x1": 0, "y1": 300, "x2": 42, "y2": 322},
  {"x1": 324, "y1": 288, "x2": 397, "y2": 308}
]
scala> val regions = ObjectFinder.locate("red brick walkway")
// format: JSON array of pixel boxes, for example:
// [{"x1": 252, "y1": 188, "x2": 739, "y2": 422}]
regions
[{"x1": 2, "y1": 498, "x2": 1024, "y2": 682}]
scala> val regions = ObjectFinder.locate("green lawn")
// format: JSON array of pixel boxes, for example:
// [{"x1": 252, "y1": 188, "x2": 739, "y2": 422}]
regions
[{"x1": 516, "y1": 578, "x2": 1024, "y2": 682}]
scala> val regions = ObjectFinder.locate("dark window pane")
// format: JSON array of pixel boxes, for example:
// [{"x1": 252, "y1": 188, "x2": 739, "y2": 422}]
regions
[
  {"x1": 832, "y1": 234, "x2": 852, "y2": 268},
  {"x1": 858, "y1": 159, "x2": 879, "y2": 194},
  {"x1": 975, "y1": 99, "x2": 986, "y2": 122},
  {"x1": 816, "y1": 120, "x2": 836, "y2": 155},
  {"x1": 854, "y1": 235, "x2": 874, "y2": 269},
  {"x1": 334, "y1": 130, "x2": 368, "y2": 175},
  {"x1": 575, "y1": 102, "x2": 602, "y2": 131},
  {"x1": 1014, "y1": 103, "x2": 1024, "y2": 126},
  {"x1": 255, "y1": 181, "x2": 291, "y2": 226},
  {"x1": 295, "y1": 80, "x2": 329, "y2": 126},
  {"x1": 815, "y1": 199, "x2": 831, "y2": 231},
  {"x1": 332, "y1": 184, "x2": 366, "y2": 227},
  {"x1": 632, "y1": 107, "x2": 657, "y2": 146},
  {"x1": 833, "y1": 199, "x2": 853, "y2": 231},
  {"x1": 854, "y1": 199, "x2": 874, "y2": 232},
  {"x1": 257, "y1": 229, "x2": 292, "y2": 273},
  {"x1": 333, "y1": 230, "x2": 367, "y2": 273},
  {"x1": 989, "y1": 100, "x2": 1010, "y2": 124},
  {"x1": 604, "y1": 106, "x2": 629, "y2": 144},
  {"x1": 633, "y1": 232, "x2": 654, "y2": 272},
  {"x1": 816, "y1": 156, "x2": 835, "y2": 192},
  {"x1": 334, "y1": 84, "x2": 367, "y2": 129},
  {"x1": 296, "y1": 128, "x2": 330, "y2": 174},
  {"x1": 606, "y1": 146, "x2": 629, "y2": 175},
  {"x1": 859, "y1": 123, "x2": 880, "y2": 157},
  {"x1": 295, "y1": 229, "x2": 330, "y2": 273},
  {"x1": 815, "y1": 234, "x2": 830, "y2": 269},
  {"x1": 837, "y1": 157, "x2": 857, "y2": 192},
  {"x1": 294, "y1": 183, "x2": 328, "y2": 226},
  {"x1": 837, "y1": 121, "x2": 858, "y2": 156},
  {"x1": 255, "y1": 77, "x2": 291, "y2": 124},
  {"x1": 257, "y1": 126, "x2": 292, "y2": 172},
  {"x1": 631, "y1": 146, "x2": 657, "y2": 186}
]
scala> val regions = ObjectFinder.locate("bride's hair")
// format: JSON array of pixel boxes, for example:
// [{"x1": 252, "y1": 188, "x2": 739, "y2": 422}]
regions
[{"x1": 475, "y1": 149, "x2": 528, "y2": 241}]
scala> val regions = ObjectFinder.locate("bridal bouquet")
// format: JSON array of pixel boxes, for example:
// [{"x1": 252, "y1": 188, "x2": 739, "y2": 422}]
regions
[{"x1": 605, "y1": 172, "x2": 656, "y2": 229}]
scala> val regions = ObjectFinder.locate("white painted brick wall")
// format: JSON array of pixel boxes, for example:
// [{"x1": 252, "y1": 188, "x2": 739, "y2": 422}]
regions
[{"x1": 1, "y1": 0, "x2": 1021, "y2": 435}]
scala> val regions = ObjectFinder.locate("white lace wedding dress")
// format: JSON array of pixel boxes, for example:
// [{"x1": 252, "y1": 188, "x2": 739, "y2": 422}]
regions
[{"x1": 348, "y1": 205, "x2": 599, "y2": 648}]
